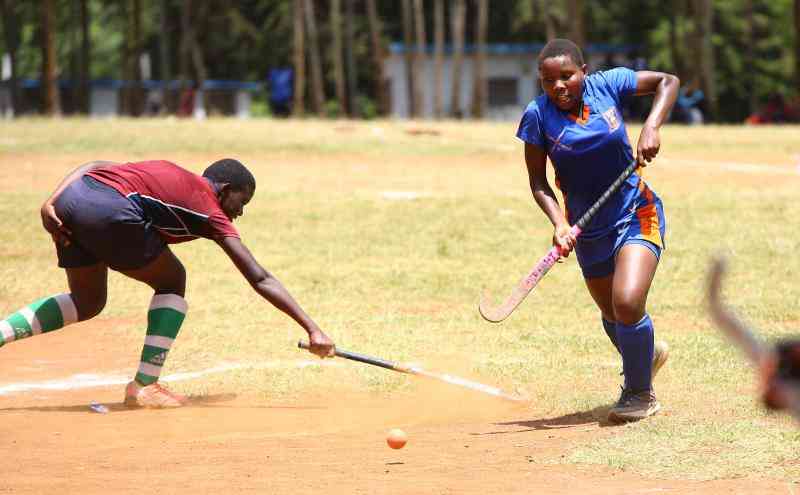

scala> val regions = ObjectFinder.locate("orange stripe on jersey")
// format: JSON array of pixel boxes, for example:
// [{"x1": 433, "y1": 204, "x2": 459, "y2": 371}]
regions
[
  {"x1": 565, "y1": 102, "x2": 591, "y2": 125},
  {"x1": 636, "y1": 174, "x2": 654, "y2": 203},
  {"x1": 635, "y1": 203, "x2": 663, "y2": 247}
]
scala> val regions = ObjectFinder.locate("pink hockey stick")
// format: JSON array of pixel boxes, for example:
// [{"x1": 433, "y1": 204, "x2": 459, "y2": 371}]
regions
[{"x1": 479, "y1": 161, "x2": 638, "y2": 323}]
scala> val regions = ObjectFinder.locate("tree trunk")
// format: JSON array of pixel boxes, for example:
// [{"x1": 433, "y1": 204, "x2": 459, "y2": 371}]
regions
[
  {"x1": 692, "y1": 0, "x2": 716, "y2": 120},
  {"x1": 160, "y1": 0, "x2": 172, "y2": 110},
  {"x1": 330, "y1": 0, "x2": 347, "y2": 115},
  {"x1": 344, "y1": 0, "x2": 359, "y2": 117},
  {"x1": 401, "y1": 0, "x2": 417, "y2": 117},
  {"x1": 292, "y1": 0, "x2": 306, "y2": 116},
  {"x1": 1, "y1": 0, "x2": 21, "y2": 117},
  {"x1": 70, "y1": 1, "x2": 79, "y2": 113},
  {"x1": 365, "y1": 0, "x2": 387, "y2": 115},
  {"x1": 538, "y1": 0, "x2": 557, "y2": 41},
  {"x1": 41, "y1": 0, "x2": 61, "y2": 116},
  {"x1": 433, "y1": 0, "x2": 444, "y2": 118},
  {"x1": 471, "y1": 0, "x2": 487, "y2": 119},
  {"x1": 78, "y1": 0, "x2": 90, "y2": 114},
  {"x1": 566, "y1": 0, "x2": 584, "y2": 48},
  {"x1": 125, "y1": 0, "x2": 144, "y2": 116},
  {"x1": 412, "y1": 0, "x2": 427, "y2": 118},
  {"x1": 179, "y1": 0, "x2": 192, "y2": 90},
  {"x1": 795, "y1": 0, "x2": 800, "y2": 93},
  {"x1": 190, "y1": 3, "x2": 208, "y2": 116},
  {"x1": 304, "y1": 0, "x2": 325, "y2": 115},
  {"x1": 744, "y1": 0, "x2": 757, "y2": 115},
  {"x1": 450, "y1": 0, "x2": 465, "y2": 118},
  {"x1": 668, "y1": 0, "x2": 685, "y2": 80}
]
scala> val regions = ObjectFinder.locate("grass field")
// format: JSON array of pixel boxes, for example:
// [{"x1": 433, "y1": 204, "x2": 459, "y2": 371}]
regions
[{"x1": 0, "y1": 118, "x2": 799, "y2": 490}]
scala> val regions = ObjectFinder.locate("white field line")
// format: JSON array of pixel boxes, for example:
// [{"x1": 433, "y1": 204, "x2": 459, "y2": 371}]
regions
[
  {"x1": 0, "y1": 359, "x2": 340, "y2": 396},
  {"x1": 661, "y1": 158, "x2": 799, "y2": 175},
  {"x1": 380, "y1": 191, "x2": 426, "y2": 200}
]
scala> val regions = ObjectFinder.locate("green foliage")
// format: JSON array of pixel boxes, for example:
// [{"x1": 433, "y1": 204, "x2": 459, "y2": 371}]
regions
[{"x1": 0, "y1": 1, "x2": 796, "y2": 121}]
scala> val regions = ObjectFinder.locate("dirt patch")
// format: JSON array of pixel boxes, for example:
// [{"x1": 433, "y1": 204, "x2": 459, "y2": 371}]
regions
[{"x1": 0, "y1": 330, "x2": 794, "y2": 495}]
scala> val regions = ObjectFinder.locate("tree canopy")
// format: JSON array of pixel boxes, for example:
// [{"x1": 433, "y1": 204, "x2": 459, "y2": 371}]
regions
[{"x1": 1, "y1": 0, "x2": 797, "y2": 122}]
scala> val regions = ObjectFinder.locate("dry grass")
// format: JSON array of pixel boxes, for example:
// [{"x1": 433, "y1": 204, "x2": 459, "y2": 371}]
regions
[{"x1": 0, "y1": 117, "x2": 799, "y2": 480}]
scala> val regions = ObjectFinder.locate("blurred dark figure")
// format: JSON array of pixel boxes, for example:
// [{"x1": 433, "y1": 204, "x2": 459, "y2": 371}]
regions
[
  {"x1": 708, "y1": 259, "x2": 800, "y2": 422},
  {"x1": 672, "y1": 79, "x2": 704, "y2": 125},
  {"x1": 746, "y1": 93, "x2": 800, "y2": 124},
  {"x1": 177, "y1": 83, "x2": 196, "y2": 118},
  {"x1": 268, "y1": 68, "x2": 293, "y2": 118}
]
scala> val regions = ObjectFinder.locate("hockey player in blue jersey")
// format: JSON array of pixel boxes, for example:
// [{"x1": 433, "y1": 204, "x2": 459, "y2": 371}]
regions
[{"x1": 516, "y1": 39, "x2": 679, "y2": 422}]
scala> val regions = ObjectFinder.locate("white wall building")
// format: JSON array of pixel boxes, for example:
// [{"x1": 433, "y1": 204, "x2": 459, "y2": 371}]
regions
[{"x1": 384, "y1": 43, "x2": 634, "y2": 120}]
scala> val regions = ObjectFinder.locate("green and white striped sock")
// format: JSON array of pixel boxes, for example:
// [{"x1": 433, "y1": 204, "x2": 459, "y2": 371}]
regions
[
  {"x1": 135, "y1": 293, "x2": 187, "y2": 386},
  {"x1": 0, "y1": 294, "x2": 78, "y2": 346}
]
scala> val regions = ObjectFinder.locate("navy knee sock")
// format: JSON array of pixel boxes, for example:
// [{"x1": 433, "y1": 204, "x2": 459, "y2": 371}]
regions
[
  {"x1": 602, "y1": 317, "x2": 620, "y2": 353},
  {"x1": 616, "y1": 314, "x2": 654, "y2": 393}
]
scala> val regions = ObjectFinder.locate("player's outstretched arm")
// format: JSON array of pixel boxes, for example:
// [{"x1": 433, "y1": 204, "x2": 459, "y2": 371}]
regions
[
  {"x1": 217, "y1": 236, "x2": 335, "y2": 358},
  {"x1": 41, "y1": 160, "x2": 119, "y2": 246},
  {"x1": 633, "y1": 71, "x2": 680, "y2": 166}
]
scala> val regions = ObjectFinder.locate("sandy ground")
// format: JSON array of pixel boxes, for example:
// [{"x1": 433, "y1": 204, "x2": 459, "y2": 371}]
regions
[{"x1": 0, "y1": 327, "x2": 794, "y2": 495}]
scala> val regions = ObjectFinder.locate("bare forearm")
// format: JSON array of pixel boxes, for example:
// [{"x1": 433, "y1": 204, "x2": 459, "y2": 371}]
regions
[
  {"x1": 252, "y1": 275, "x2": 318, "y2": 334},
  {"x1": 532, "y1": 184, "x2": 568, "y2": 227},
  {"x1": 644, "y1": 75, "x2": 679, "y2": 129}
]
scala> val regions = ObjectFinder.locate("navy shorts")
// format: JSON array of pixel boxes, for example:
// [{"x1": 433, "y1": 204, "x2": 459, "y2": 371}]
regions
[
  {"x1": 575, "y1": 200, "x2": 666, "y2": 279},
  {"x1": 53, "y1": 175, "x2": 166, "y2": 271}
]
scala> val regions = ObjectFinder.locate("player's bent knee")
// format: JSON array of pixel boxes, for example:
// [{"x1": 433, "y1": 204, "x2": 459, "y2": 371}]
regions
[
  {"x1": 74, "y1": 297, "x2": 106, "y2": 321},
  {"x1": 613, "y1": 300, "x2": 645, "y2": 326}
]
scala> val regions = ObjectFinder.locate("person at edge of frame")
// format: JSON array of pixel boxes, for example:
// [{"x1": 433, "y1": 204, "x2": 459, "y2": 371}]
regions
[
  {"x1": 516, "y1": 39, "x2": 679, "y2": 423},
  {"x1": 0, "y1": 158, "x2": 335, "y2": 408}
]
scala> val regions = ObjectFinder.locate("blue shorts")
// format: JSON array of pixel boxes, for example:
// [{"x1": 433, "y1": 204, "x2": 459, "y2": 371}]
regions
[
  {"x1": 575, "y1": 200, "x2": 666, "y2": 279},
  {"x1": 53, "y1": 175, "x2": 166, "y2": 271}
]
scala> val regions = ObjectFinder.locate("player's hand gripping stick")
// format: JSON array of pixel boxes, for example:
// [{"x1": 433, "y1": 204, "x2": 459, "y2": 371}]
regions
[{"x1": 479, "y1": 161, "x2": 639, "y2": 323}]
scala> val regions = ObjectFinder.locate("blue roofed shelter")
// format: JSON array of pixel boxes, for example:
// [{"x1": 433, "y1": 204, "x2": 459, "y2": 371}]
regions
[{"x1": 384, "y1": 42, "x2": 636, "y2": 120}]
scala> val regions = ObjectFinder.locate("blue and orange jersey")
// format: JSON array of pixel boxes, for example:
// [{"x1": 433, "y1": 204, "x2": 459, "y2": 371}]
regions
[
  {"x1": 516, "y1": 67, "x2": 662, "y2": 242},
  {"x1": 87, "y1": 160, "x2": 240, "y2": 243}
]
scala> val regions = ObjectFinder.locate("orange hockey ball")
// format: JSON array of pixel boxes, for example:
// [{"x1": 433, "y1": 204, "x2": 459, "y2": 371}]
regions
[{"x1": 386, "y1": 428, "x2": 407, "y2": 449}]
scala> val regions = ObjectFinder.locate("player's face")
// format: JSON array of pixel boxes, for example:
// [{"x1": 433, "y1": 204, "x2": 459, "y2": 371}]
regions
[
  {"x1": 220, "y1": 185, "x2": 254, "y2": 221},
  {"x1": 539, "y1": 55, "x2": 586, "y2": 112}
]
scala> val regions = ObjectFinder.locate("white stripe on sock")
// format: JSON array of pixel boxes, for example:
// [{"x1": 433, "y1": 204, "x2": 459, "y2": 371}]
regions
[
  {"x1": 144, "y1": 335, "x2": 174, "y2": 349},
  {"x1": 149, "y1": 294, "x2": 188, "y2": 314},
  {"x1": 19, "y1": 308, "x2": 41, "y2": 335},
  {"x1": 137, "y1": 361, "x2": 163, "y2": 378},
  {"x1": 0, "y1": 321, "x2": 15, "y2": 342},
  {"x1": 55, "y1": 294, "x2": 78, "y2": 325}
]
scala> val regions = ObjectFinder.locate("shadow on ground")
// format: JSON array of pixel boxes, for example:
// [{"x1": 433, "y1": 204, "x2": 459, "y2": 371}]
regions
[
  {"x1": 0, "y1": 393, "x2": 239, "y2": 413},
  {"x1": 473, "y1": 404, "x2": 623, "y2": 434}
]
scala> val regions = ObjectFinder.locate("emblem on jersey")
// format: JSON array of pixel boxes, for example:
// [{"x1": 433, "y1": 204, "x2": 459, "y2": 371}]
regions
[{"x1": 602, "y1": 107, "x2": 620, "y2": 132}]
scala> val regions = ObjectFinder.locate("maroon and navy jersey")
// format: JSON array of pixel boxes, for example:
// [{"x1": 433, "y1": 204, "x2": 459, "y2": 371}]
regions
[{"x1": 87, "y1": 160, "x2": 239, "y2": 244}]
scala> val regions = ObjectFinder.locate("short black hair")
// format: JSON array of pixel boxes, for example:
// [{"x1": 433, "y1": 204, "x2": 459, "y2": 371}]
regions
[
  {"x1": 203, "y1": 158, "x2": 256, "y2": 192},
  {"x1": 537, "y1": 38, "x2": 585, "y2": 67}
]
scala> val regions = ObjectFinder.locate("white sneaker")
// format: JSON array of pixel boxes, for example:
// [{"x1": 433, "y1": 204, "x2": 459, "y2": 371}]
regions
[
  {"x1": 652, "y1": 340, "x2": 669, "y2": 380},
  {"x1": 124, "y1": 381, "x2": 187, "y2": 408},
  {"x1": 608, "y1": 388, "x2": 661, "y2": 423}
]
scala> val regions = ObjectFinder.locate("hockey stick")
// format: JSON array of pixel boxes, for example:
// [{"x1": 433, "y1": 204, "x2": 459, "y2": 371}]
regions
[
  {"x1": 298, "y1": 341, "x2": 527, "y2": 403},
  {"x1": 707, "y1": 258, "x2": 800, "y2": 420},
  {"x1": 479, "y1": 160, "x2": 639, "y2": 323}
]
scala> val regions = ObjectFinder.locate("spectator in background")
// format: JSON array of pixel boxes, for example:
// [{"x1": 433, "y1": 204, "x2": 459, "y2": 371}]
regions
[
  {"x1": 177, "y1": 83, "x2": 196, "y2": 118},
  {"x1": 746, "y1": 93, "x2": 800, "y2": 124},
  {"x1": 268, "y1": 68, "x2": 293, "y2": 118},
  {"x1": 672, "y1": 79, "x2": 705, "y2": 125}
]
